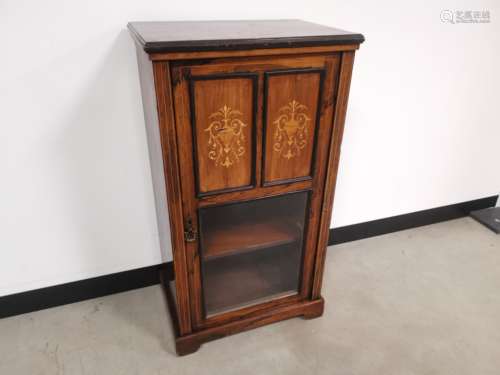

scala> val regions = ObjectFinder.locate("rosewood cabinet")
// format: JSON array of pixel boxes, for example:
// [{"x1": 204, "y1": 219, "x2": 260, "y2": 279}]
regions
[{"x1": 128, "y1": 20, "x2": 364, "y2": 355}]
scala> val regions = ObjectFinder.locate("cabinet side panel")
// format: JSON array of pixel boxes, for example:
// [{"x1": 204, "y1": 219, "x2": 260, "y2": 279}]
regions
[
  {"x1": 312, "y1": 51, "x2": 356, "y2": 299},
  {"x1": 135, "y1": 45, "x2": 172, "y2": 263},
  {"x1": 135, "y1": 47, "x2": 192, "y2": 335}
]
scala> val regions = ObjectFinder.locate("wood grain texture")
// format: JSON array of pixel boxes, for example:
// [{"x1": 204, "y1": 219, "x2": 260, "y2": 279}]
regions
[
  {"x1": 293, "y1": 54, "x2": 340, "y2": 300},
  {"x1": 184, "y1": 54, "x2": 327, "y2": 76},
  {"x1": 131, "y1": 20, "x2": 361, "y2": 354},
  {"x1": 159, "y1": 53, "x2": 341, "y2": 334},
  {"x1": 149, "y1": 44, "x2": 359, "y2": 61},
  {"x1": 160, "y1": 260, "x2": 322, "y2": 356},
  {"x1": 170, "y1": 66, "x2": 205, "y2": 329},
  {"x1": 197, "y1": 178, "x2": 312, "y2": 207},
  {"x1": 312, "y1": 51, "x2": 355, "y2": 299},
  {"x1": 263, "y1": 69, "x2": 323, "y2": 185},
  {"x1": 190, "y1": 74, "x2": 257, "y2": 195},
  {"x1": 128, "y1": 19, "x2": 364, "y2": 53},
  {"x1": 150, "y1": 61, "x2": 192, "y2": 336},
  {"x1": 175, "y1": 297, "x2": 324, "y2": 356}
]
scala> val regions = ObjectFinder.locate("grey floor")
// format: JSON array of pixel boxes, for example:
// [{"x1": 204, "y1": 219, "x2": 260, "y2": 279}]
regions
[{"x1": 1, "y1": 217, "x2": 500, "y2": 374}]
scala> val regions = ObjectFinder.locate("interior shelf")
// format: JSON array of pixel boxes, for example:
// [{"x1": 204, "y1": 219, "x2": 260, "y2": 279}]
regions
[
  {"x1": 203, "y1": 243, "x2": 301, "y2": 316},
  {"x1": 201, "y1": 219, "x2": 302, "y2": 260}
]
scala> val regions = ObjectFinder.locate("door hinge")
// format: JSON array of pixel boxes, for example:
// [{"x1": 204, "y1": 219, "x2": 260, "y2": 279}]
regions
[{"x1": 184, "y1": 217, "x2": 197, "y2": 243}]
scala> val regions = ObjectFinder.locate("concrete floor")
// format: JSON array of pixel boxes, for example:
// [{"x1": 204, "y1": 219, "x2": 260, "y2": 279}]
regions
[{"x1": 1, "y1": 217, "x2": 500, "y2": 374}]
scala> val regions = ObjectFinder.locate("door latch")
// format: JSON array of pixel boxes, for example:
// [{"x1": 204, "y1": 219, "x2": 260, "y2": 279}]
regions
[{"x1": 184, "y1": 217, "x2": 197, "y2": 243}]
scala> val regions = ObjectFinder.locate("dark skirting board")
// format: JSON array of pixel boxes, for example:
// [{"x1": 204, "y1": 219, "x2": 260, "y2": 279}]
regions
[
  {"x1": 329, "y1": 195, "x2": 498, "y2": 245},
  {"x1": 0, "y1": 263, "x2": 173, "y2": 319}
]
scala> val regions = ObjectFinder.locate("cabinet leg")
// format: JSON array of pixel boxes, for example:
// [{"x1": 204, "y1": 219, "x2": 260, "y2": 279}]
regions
[
  {"x1": 176, "y1": 339, "x2": 201, "y2": 356},
  {"x1": 302, "y1": 298, "x2": 324, "y2": 320}
]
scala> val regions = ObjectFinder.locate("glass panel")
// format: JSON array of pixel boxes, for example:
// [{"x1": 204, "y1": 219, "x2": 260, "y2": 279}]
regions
[{"x1": 198, "y1": 191, "x2": 308, "y2": 317}]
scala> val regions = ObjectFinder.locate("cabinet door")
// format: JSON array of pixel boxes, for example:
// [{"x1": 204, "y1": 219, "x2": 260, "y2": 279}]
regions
[{"x1": 170, "y1": 54, "x2": 340, "y2": 329}]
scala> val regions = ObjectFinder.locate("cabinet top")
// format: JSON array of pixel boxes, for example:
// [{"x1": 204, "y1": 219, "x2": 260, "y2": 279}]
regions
[{"x1": 127, "y1": 19, "x2": 364, "y2": 54}]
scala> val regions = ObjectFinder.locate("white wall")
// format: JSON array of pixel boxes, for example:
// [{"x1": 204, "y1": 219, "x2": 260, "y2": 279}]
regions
[{"x1": 2, "y1": 0, "x2": 499, "y2": 297}]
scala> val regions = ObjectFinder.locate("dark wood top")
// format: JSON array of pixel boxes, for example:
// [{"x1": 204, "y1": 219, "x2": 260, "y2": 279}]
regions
[{"x1": 127, "y1": 19, "x2": 364, "y2": 53}]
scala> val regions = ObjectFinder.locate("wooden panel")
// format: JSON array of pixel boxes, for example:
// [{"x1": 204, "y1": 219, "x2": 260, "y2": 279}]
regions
[
  {"x1": 174, "y1": 297, "x2": 324, "y2": 355},
  {"x1": 171, "y1": 65, "x2": 204, "y2": 329},
  {"x1": 190, "y1": 74, "x2": 257, "y2": 195},
  {"x1": 312, "y1": 51, "x2": 356, "y2": 298},
  {"x1": 291, "y1": 55, "x2": 340, "y2": 300},
  {"x1": 263, "y1": 69, "x2": 324, "y2": 185},
  {"x1": 150, "y1": 44, "x2": 359, "y2": 61},
  {"x1": 185, "y1": 55, "x2": 326, "y2": 77},
  {"x1": 146, "y1": 60, "x2": 192, "y2": 336},
  {"x1": 197, "y1": 179, "x2": 312, "y2": 208}
]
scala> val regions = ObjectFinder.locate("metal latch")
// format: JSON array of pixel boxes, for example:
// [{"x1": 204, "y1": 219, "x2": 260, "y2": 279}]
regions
[{"x1": 184, "y1": 217, "x2": 197, "y2": 242}]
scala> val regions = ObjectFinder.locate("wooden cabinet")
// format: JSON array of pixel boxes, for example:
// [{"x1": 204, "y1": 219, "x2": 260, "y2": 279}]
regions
[{"x1": 128, "y1": 20, "x2": 364, "y2": 355}]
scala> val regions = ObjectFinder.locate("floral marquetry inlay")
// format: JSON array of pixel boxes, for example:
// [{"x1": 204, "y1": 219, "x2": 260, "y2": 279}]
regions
[
  {"x1": 204, "y1": 105, "x2": 247, "y2": 168},
  {"x1": 273, "y1": 100, "x2": 311, "y2": 160}
]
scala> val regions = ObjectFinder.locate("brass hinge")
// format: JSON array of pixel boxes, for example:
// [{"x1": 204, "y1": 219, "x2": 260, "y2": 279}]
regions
[{"x1": 184, "y1": 217, "x2": 197, "y2": 243}]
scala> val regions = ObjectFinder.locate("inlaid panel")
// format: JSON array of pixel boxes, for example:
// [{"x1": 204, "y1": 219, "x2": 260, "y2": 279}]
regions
[
  {"x1": 190, "y1": 74, "x2": 257, "y2": 195},
  {"x1": 263, "y1": 69, "x2": 324, "y2": 185}
]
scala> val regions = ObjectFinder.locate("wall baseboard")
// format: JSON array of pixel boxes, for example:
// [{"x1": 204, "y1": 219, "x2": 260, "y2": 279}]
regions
[
  {"x1": 0, "y1": 263, "x2": 173, "y2": 320},
  {"x1": 329, "y1": 195, "x2": 498, "y2": 245},
  {"x1": 1, "y1": 195, "x2": 497, "y2": 319}
]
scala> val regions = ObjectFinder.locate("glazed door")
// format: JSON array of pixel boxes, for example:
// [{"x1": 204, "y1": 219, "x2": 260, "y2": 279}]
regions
[{"x1": 170, "y1": 54, "x2": 340, "y2": 329}]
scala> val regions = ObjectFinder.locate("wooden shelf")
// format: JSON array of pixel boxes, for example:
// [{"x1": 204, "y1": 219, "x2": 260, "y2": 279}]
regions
[
  {"x1": 203, "y1": 244, "x2": 300, "y2": 316},
  {"x1": 202, "y1": 219, "x2": 302, "y2": 260}
]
